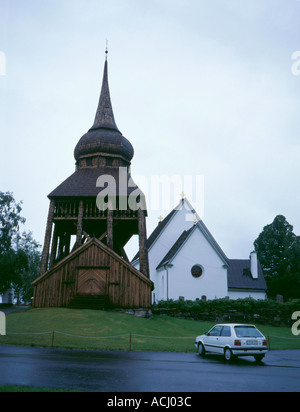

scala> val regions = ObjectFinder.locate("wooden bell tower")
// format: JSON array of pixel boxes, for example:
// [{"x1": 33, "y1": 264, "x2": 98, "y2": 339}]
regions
[{"x1": 39, "y1": 54, "x2": 149, "y2": 280}]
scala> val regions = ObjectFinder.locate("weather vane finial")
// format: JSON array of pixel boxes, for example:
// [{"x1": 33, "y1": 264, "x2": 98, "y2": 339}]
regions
[{"x1": 105, "y1": 39, "x2": 108, "y2": 59}]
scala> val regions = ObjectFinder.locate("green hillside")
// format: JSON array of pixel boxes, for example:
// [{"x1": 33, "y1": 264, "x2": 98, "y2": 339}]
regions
[{"x1": 0, "y1": 308, "x2": 299, "y2": 351}]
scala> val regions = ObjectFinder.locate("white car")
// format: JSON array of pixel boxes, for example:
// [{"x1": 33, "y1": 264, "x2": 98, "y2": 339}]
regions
[{"x1": 195, "y1": 323, "x2": 268, "y2": 362}]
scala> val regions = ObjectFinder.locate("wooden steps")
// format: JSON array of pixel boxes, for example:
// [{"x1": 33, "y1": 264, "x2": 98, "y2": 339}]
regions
[{"x1": 68, "y1": 295, "x2": 109, "y2": 310}]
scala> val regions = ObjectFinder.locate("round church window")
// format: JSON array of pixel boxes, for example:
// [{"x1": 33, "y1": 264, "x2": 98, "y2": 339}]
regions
[{"x1": 191, "y1": 264, "x2": 203, "y2": 278}]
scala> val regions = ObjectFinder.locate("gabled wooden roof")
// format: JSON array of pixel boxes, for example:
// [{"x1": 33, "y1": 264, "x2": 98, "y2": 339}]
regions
[{"x1": 32, "y1": 237, "x2": 153, "y2": 288}]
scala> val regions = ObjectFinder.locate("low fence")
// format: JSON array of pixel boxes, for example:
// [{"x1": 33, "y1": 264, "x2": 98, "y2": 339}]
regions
[
  {"x1": 5, "y1": 331, "x2": 196, "y2": 351},
  {"x1": 3, "y1": 330, "x2": 300, "y2": 351}
]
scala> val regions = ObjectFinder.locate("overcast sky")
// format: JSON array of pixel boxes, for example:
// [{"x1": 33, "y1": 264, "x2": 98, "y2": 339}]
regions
[{"x1": 1, "y1": 0, "x2": 300, "y2": 260}]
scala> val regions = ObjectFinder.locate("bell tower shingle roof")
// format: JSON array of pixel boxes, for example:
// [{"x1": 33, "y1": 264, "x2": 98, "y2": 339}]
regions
[
  {"x1": 91, "y1": 59, "x2": 120, "y2": 133},
  {"x1": 74, "y1": 57, "x2": 134, "y2": 164}
]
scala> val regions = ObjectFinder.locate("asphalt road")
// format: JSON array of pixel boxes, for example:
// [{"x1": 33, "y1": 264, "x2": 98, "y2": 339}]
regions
[{"x1": 0, "y1": 345, "x2": 300, "y2": 392}]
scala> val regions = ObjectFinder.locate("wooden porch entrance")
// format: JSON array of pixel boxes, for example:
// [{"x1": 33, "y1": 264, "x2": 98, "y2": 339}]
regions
[{"x1": 77, "y1": 268, "x2": 107, "y2": 296}]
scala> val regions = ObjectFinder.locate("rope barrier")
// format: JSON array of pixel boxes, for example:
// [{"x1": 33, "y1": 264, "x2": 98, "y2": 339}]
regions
[
  {"x1": 6, "y1": 331, "x2": 195, "y2": 339},
  {"x1": 53, "y1": 331, "x2": 130, "y2": 339},
  {"x1": 268, "y1": 335, "x2": 299, "y2": 340},
  {"x1": 4, "y1": 331, "x2": 299, "y2": 351},
  {"x1": 5, "y1": 331, "x2": 299, "y2": 340},
  {"x1": 7, "y1": 331, "x2": 53, "y2": 336},
  {"x1": 132, "y1": 334, "x2": 195, "y2": 339}
]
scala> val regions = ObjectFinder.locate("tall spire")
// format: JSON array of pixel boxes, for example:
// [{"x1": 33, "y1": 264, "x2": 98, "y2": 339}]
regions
[
  {"x1": 74, "y1": 50, "x2": 134, "y2": 164},
  {"x1": 91, "y1": 51, "x2": 120, "y2": 133}
]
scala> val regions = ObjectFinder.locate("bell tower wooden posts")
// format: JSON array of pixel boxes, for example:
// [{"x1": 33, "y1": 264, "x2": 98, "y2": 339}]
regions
[{"x1": 39, "y1": 56, "x2": 150, "y2": 279}]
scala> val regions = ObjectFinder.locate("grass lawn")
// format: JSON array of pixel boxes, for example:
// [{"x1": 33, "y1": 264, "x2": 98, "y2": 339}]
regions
[{"x1": 0, "y1": 307, "x2": 299, "y2": 351}]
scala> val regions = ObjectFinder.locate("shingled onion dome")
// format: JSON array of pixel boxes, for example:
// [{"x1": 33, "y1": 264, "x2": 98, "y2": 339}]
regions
[{"x1": 74, "y1": 58, "x2": 134, "y2": 167}]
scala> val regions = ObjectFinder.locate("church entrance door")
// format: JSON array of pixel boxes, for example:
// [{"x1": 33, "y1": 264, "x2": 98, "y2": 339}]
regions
[{"x1": 77, "y1": 268, "x2": 107, "y2": 296}]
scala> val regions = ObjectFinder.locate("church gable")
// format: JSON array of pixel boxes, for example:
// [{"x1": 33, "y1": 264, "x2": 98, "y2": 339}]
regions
[
  {"x1": 157, "y1": 226, "x2": 228, "y2": 301},
  {"x1": 132, "y1": 198, "x2": 199, "y2": 267},
  {"x1": 158, "y1": 223, "x2": 228, "y2": 271},
  {"x1": 156, "y1": 226, "x2": 194, "y2": 270}
]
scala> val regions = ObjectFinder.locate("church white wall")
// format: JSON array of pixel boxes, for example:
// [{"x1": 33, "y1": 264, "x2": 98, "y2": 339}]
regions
[
  {"x1": 150, "y1": 208, "x2": 194, "y2": 302},
  {"x1": 157, "y1": 228, "x2": 228, "y2": 302},
  {"x1": 133, "y1": 203, "x2": 197, "y2": 302},
  {"x1": 150, "y1": 206, "x2": 195, "y2": 267}
]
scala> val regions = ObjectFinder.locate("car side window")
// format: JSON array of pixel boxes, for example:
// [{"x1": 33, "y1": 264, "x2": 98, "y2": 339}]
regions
[
  {"x1": 208, "y1": 326, "x2": 223, "y2": 336},
  {"x1": 221, "y1": 326, "x2": 231, "y2": 337}
]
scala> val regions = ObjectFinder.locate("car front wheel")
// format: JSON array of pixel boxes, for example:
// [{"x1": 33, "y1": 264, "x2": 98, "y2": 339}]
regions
[
  {"x1": 198, "y1": 342, "x2": 206, "y2": 357},
  {"x1": 224, "y1": 348, "x2": 234, "y2": 362}
]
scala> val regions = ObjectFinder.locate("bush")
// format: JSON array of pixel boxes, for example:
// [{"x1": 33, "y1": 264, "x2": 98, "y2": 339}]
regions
[
  {"x1": 0, "y1": 303, "x2": 13, "y2": 308},
  {"x1": 152, "y1": 298, "x2": 300, "y2": 326}
]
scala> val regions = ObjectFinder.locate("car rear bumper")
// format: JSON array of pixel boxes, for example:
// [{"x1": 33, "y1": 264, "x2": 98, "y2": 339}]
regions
[{"x1": 232, "y1": 348, "x2": 268, "y2": 356}]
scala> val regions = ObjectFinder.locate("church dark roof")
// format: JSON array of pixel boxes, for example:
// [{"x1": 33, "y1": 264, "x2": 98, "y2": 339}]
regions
[{"x1": 227, "y1": 259, "x2": 267, "y2": 291}]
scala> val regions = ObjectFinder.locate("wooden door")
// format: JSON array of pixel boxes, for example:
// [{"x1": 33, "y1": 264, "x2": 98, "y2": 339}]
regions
[{"x1": 77, "y1": 268, "x2": 107, "y2": 296}]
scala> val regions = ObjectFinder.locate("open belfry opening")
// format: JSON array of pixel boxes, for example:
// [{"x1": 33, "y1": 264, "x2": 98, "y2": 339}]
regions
[{"x1": 32, "y1": 52, "x2": 153, "y2": 312}]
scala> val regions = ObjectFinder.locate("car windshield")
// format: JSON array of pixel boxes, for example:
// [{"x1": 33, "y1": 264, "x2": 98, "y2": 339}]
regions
[{"x1": 234, "y1": 326, "x2": 263, "y2": 338}]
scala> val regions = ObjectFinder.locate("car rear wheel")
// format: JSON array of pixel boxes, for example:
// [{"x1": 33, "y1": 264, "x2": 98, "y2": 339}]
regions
[
  {"x1": 198, "y1": 342, "x2": 206, "y2": 357},
  {"x1": 224, "y1": 348, "x2": 234, "y2": 362}
]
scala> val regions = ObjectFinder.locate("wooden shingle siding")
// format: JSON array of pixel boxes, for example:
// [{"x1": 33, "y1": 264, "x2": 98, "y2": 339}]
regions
[{"x1": 32, "y1": 238, "x2": 153, "y2": 309}]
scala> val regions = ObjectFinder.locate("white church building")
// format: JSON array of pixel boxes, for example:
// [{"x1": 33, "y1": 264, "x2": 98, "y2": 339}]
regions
[{"x1": 132, "y1": 198, "x2": 267, "y2": 303}]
